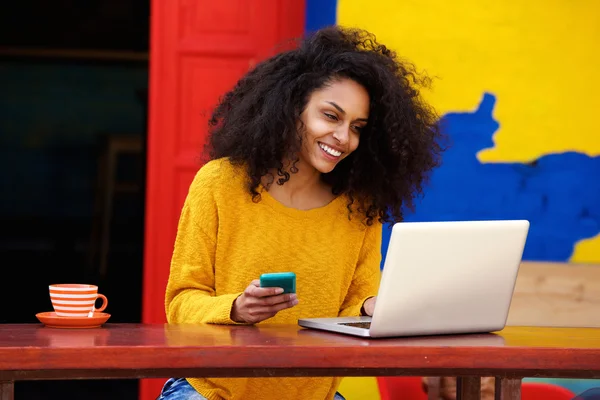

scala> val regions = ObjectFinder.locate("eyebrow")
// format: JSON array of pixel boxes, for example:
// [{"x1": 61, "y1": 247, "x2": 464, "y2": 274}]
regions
[{"x1": 326, "y1": 101, "x2": 368, "y2": 122}]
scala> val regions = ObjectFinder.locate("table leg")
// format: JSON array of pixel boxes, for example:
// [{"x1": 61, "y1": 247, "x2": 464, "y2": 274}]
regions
[
  {"x1": 495, "y1": 377, "x2": 521, "y2": 400},
  {"x1": 0, "y1": 381, "x2": 14, "y2": 400},
  {"x1": 457, "y1": 376, "x2": 481, "y2": 400}
]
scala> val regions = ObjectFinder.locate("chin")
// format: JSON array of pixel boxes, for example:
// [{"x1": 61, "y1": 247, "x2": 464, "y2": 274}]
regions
[
  {"x1": 317, "y1": 166, "x2": 335, "y2": 174},
  {"x1": 312, "y1": 159, "x2": 339, "y2": 174}
]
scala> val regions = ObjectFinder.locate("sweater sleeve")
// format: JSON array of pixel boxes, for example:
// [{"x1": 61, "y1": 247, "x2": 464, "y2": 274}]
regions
[
  {"x1": 338, "y1": 221, "x2": 383, "y2": 317},
  {"x1": 164, "y1": 165, "x2": 242, "y2": 324}
]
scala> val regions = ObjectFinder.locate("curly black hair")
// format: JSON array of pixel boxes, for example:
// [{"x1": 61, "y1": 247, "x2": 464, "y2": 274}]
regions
[{"x1": 206, "y1": 25, "x2": 445, "y2": 225}]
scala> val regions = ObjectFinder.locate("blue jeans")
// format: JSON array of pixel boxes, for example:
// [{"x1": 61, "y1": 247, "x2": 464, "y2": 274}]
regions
[
  {"x1": 157, "y1": 377, "x2": 347, "y2": 400},
  {"x1": 157, "y1": 378, "x2": 207, "y2": 400}
]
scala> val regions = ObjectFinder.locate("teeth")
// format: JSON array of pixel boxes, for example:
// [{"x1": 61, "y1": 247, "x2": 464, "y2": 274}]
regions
[{"x1": 319, "y1": 143, "x2": 342, "y2": 157}]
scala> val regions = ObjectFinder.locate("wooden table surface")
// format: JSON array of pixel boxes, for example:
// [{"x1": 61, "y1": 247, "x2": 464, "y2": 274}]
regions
[{"x1": 1, "y1": 324, "x2": 599, "y2": 399}]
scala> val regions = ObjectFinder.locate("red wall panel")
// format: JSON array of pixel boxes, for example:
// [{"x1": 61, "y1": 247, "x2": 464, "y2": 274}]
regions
[{"x1": 142, "y1": 1, "x2": 305, "y2": 398}]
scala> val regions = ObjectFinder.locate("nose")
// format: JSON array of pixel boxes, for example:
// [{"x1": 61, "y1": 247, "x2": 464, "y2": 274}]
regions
[{"x1": 332, "y1": 125, "x2": 351, "y2": 145}]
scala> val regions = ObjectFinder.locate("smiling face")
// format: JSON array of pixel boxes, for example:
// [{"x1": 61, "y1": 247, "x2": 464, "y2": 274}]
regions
[{"x1": 297, "y1": 78, "x2": 370, "y2": 174}]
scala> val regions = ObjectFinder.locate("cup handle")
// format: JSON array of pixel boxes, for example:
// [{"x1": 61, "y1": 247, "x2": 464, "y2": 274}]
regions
[{"x1": 95, "y1": 294, "x2": 108, "y2": 312}]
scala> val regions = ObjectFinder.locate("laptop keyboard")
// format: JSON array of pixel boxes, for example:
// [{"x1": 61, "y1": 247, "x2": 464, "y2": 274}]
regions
[{"x1": 339, "y1": 322, "x2": 371, "y2": 329}]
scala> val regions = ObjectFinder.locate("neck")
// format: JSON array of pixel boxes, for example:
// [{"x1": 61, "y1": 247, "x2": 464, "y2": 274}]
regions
[
  {"x1": 262, "y1": 158, "x2": 333, "y2": 210},
  {"x1": 275, "y1": 158, "x2": 321, "y2": 192},
  {"x1": 287, "y1": 157, "x2": 322, "y2": 189}
]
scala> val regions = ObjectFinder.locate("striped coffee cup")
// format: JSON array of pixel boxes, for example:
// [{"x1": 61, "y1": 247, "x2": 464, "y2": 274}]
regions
[{"x1": 49, "y1": 284, "x2": 108, "y2": 317}]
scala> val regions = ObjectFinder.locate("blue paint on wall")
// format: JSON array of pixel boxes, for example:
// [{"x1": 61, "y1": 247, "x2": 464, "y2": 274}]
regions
[
  {"x1": 305, "y1": 0, "x2": 338, "y2": 33},
  {"x1": 381, "y1": 93, "x2": 600, "y2": 266}
]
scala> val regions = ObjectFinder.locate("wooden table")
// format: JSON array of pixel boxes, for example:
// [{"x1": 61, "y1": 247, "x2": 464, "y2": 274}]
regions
[{"x1": 1, "y1": 324, "x2": 599, "y2": 400}]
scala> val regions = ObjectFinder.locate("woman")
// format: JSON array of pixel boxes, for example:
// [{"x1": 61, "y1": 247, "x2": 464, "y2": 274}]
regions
[{"x1": 158, "y1": 25, "x2": 444, "y2": 400}]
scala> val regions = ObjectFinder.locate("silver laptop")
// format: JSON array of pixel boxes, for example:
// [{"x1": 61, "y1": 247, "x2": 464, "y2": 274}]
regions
[{"x1": 298, "y1": 220, "x2": 530, "y2": 338}]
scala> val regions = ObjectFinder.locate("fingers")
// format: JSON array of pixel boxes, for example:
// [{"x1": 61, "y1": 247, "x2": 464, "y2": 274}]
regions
[
  {"x1": 246, "y1": 282, "x2": 285, "y2": 298},
  {"x1": 236, "y1": 279, "x2": 299, "y2": 324},
  {"x1": 245, "y1": 296, "x2": 299, "y2": 322},
  {"x1": 245, "y1": 290, "x2": 298, "y2": 307},
  {"x1": 262, "y1": 292, "x2": 297, "y2": 306},
  {"x1": 362, "y1": 296, "x2": 377, "y2": 316},
  {"x1": 259, "y1": 294, "x2": 298, "y2": 314},
  {"x1": 270, "y1": 296, "x2": 299, "y2": 312}
]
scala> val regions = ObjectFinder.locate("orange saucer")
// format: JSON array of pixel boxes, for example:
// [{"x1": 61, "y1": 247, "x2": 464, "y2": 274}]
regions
[{"x1": 36, "y1": 312, "x2": 111, "y2": 329}]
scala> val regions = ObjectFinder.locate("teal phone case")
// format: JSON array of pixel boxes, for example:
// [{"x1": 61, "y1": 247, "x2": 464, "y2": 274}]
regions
[{"x1": 259, "y1": 272, "x2": 296, "y2": 294}]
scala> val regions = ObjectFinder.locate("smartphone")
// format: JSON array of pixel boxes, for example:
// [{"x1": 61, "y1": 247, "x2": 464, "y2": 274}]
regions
[{"x1": 259, "y1": 272, "x2": 296, "y2": 294}]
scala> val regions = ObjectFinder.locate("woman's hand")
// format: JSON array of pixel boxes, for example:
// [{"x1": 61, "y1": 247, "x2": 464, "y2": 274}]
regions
[
  {"x1": 362, "y1": 296, "x2": 377, "y2": 316},
  {"x1": 231, "y1": 279, "x2": 299, "y2": 324}
]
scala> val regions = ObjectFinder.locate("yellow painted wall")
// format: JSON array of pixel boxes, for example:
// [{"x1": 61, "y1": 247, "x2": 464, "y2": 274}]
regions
[
  {"x1": 321, "y1": 1, "x2": 600, "y2": 397},
  {"x1": 337, "y1": 0, "x2": 600, "y2": 264}
]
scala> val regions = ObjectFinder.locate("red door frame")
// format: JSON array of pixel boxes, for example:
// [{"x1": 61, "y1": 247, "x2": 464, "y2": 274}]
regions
[{"x1": 142, "y1": 1, "x2": 304, "y2": 398}]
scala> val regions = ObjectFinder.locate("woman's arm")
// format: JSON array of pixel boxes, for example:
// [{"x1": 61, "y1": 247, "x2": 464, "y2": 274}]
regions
[
  {"x1": 164, "y1": 168, "x2": 242, "y2": 324},
  {"x1": 338, "y1": 222, "x2": 382, "y2": 317}
]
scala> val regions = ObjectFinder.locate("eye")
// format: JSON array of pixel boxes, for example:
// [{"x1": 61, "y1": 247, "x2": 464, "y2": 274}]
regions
[
  {"x1": 352, "y1": 125, "x2": 364, "y2": 133},
  {"x1": 324, "y1": 113, "x2": 338, "y2": 121}
]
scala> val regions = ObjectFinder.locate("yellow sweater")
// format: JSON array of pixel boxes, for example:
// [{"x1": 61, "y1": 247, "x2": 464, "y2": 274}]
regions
[{"x1": 165, "y1": 158, "x2": 382, "y2": 400}]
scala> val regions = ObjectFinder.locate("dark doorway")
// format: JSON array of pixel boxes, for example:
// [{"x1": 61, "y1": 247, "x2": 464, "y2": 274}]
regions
[{"x1": 0, "y1": 1, "x2": 150, "y2": 399}]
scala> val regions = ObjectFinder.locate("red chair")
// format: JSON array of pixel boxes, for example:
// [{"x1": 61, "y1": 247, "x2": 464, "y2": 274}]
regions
[
  {"x1": 522, "y1": 382, "x2": 575, "y2": 400},
  {"x1": 377, "y1": 377, "x2": 427, "y2": 400},
  {"x1": 377, "y1": 377, "x2": 575, "y2": 400}
]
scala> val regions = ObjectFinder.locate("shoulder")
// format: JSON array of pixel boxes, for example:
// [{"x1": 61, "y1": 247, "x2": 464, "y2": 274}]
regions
[
  {"x1": 360, "y1": 218, "x2": 383, "y2": 246},
  {"x1": 187, "y1": 158, "x2": 249, "y2": 205},
  {"x1": 338, "y1": 196, "x2": 384, "y2": 235},
  {"x1": 190, "y1": 158, "x2": 248, "y2": 191},
  {"x1": 193, "y1": 157, "x2": 246, "y2": 184}
]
